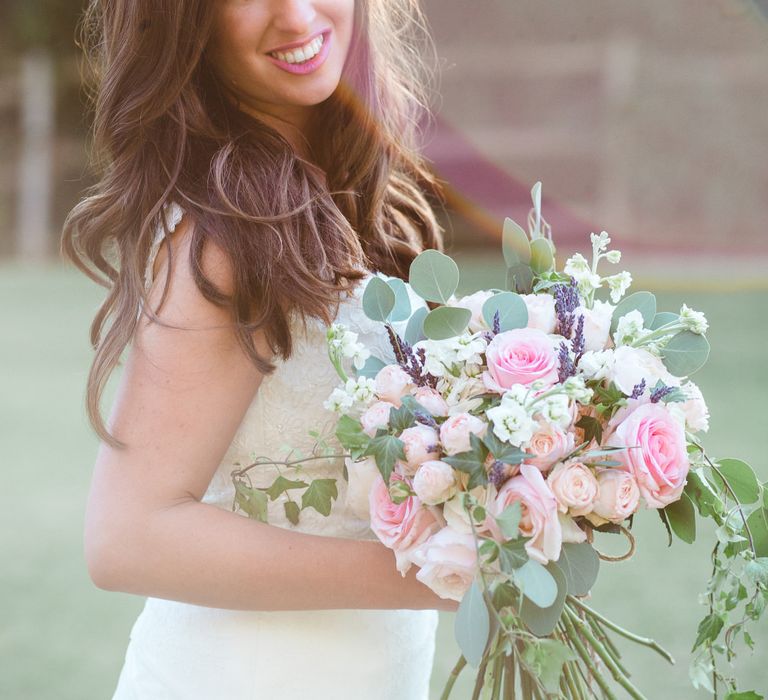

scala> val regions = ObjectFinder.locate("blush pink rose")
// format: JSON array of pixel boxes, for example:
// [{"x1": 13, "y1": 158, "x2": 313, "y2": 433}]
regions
[
  {"x1": 521, "y1": 293, "x2": 557, "y2": 334},
  {"x1": 411, "y1": 386, "x2": 449, "y2": 417},
  {"x1": 439, "y1": 412, "x2": 488, "y2": 456},
  {"x1": 482, "y1": 328, "x2": 559, "y2": 393},
  {"x1": 590, "y1": 468, "x2": 641, "y2": 523},
  {"x1": 547, "y1": 461, "x2": 599, "y2": 517},
  {"x1": 492, "y1": 464, "x2": 562, "y2": 564},
  {"x1": 522, "y1": 421, "x2": 576, "y2": 472},
  {"x1": 360, "y1": 400, "x2": 395, "y2": 437},
  {"x1": 410, "y1": 526, "x2": 478, "y2": 601},
  {"x1": 606, "y1": 402, "x2": 690, "y2": 508},
  {"x1": 412, "y1": 460, "x2": 458, "y2": 505},
  {"x1": 399, "y1": 424, "x2": 440, "y2": 474},
  {"x1": 374, "y1": 365, "x2": 414, "y2": 407},
  {"x1": 369, "y1": 475, "x2": 443, "y2": 575}
]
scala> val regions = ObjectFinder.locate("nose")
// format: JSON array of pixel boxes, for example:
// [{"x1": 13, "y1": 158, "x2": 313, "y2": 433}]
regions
[{"x1": 271, "y1": 0, "x2": 317, "y2": 35}]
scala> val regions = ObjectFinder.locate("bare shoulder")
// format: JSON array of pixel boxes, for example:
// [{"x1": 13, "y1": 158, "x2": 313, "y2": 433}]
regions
[{"x1": 89, "y1": 213, "x2": 273, "y2": 523}]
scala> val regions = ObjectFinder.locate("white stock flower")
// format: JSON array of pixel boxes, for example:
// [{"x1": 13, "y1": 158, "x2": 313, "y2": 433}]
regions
[
  {"x1": 487, "y1": 402, "x2": 537, "y2": 445},
  {"x1": 562, "y1": 376, "x2": 593, "y2": 404},
  {"x1": 604, "y1": 271, "x2": 632, "y2": 303},
  {"x1": 564, "y1": 253, "x2": 590, "y2": 275},
  {"x1": 323, "y1": 387, "x2": 354, "y2": 413},
  {"x1": 614, "y1": 310, "x2": 647, "y2": 346},
  {"x1": 591, "y1": 231, "x2": 611, "y2": 252},
  {"x1": 327, "y1": 323, "x2": 370, "y2": 369},
  {"x1": 500, "y1": 384, "x2": 530, "y2": 408},
  {"x1": 679, "y1": 304, "x2": 708, "y2": 335},
  {"x1": 578, "y1": 349, "x2": 614, "y2": 381},
  {"x1": 605, "y1": 250, "x2": 622, "y2": 264},
  {"x1": 538, "y1": 394, "x2": 573, "y2": 430},
  {"x1": 346, "y1": 376, "x2": 377, "y2": 405}
]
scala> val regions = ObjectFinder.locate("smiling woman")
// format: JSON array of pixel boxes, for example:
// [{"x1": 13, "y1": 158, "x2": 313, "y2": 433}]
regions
[{"x1": 61, "y1": 0, "x2": 451, "y2": 698}]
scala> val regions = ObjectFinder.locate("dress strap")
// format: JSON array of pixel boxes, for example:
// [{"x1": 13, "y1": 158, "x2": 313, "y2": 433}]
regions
[{"x1": 143, "y1": 201, "x2": 185, "y2": 291}]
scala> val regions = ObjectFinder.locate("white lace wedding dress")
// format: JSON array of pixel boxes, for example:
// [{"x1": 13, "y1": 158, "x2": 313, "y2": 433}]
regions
[{"x1": 111, "y1": 203, "x2": 439, "y2": 699}]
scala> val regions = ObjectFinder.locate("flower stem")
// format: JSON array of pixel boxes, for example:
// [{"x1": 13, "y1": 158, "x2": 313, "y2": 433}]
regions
[
  {"x1": 439, "y1": 655, "x2": 467, "y2": 700},
  {"x1": 490, "y1": 648, "x2": 504, "y2": 699},
  {"x1": 503, "y1": 653, "x2": 515, "y2": 700},
  {"x1": 471, "y1": 653, "x2": 490, "y2": 700},
  {"x1": 562, "y1": 612, "x2": 618, "y2": 700},
  {"x1": 566, "y1": 597, "x2": 675, "y2": 665}
]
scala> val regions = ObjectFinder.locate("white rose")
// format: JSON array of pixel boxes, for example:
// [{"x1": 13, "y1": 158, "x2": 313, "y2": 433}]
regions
[
  {"x1": 413, "y1": 460, "x2": 458, "y2": 505},
  {"x1": 575, "y1": 300, "x2": 615, "y2": 352},
  {"x1": 360, "y1": 400, "x2": 395, "y2": 437},
  {"x1": 678, "y1": 381, "x2": 710, "y2": 433},
  {"x1": 453, "y1": 290, "x2": 494, "y2": 333},
  {"x1": 578, "y1": 349, "x2": 614, "y2": 381},
  {"x1": 344, "y1": 456, "x2": 381, "y2": 520},
  {"x1": 521, "y1": 293, "x2": 557, "y2": 334},
  {"x1": 374, "y1": 364, "x2": 414, "y2": 407},
  {"x1": 439, "y1": 412, "x2": 488, "y2": 455},
  {"x1": 609, "y1": 346, "x2": 680, "y2": 396}
]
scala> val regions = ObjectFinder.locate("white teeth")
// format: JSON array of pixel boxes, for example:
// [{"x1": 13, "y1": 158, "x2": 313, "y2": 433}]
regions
[{"x1": 270, "y1": 34, "x2": 324, "y2": 64}]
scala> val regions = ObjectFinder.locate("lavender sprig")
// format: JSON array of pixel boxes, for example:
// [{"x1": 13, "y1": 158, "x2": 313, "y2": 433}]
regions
[
  {"x1": 571, "y1": 314, "x2": 586, "y2": 363},
  {"x1": 630, "y1": 379, "x2": 647, "y2": 400},
  {"x1": 554, "y1": 277, "x2": 581, "y2": 339},
  {"x1": 650, "y1": 383, "x2": 675, "y2": 403},
  {"x1": 557, "y1": 341, "x2": 577, "y2": 383}
]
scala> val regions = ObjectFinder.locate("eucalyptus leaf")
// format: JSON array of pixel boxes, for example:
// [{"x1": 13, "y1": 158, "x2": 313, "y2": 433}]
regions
[
  {"x1": 519, "y1": 562, "x2": 568, "y2": 637},
  {"x1": 556, "y1": 542, "x2": 600, "y2": 596},
  {"x1": 530, "y1": 237, "x2": 555, "y2": 275},
  {"x1": 422, "y1": 306, "x2": 472, "y2": 340},
  {"x1": 664, "y1": 492, "x2": 697, "y2": 544},
  {"x1": 454, "y1": 579, "x2": 491, "y2": 668},
  {"x1": 514, "y1": 559, "x2": 558, "y2": 608},
  {"x1": 651, "y1": 311, "x2": 679, "y2": 330},
  {"x1": 502, "y1": 217, "x2": 531, "y2": 267},
  {"x1": 506, "y1": 264, "x2": 534, "y2": 295},
  {"x1": 610, "y1": 291, "x2": 657, "y2": 336},
  {"x1": 355, "y1": 355, "x2": 387, "y2": 380},
  {"x1": 403, "y1": 306, "x2": 428, "y2": 345},
  {"x1": 481, "y1": 292, "x2": 529, "y2": 332},
  {"x1": 362, "y1": 276, "x2": 396, "y2": 322},
  {"x1": 408, "y1": 250, "x2": 460, "y2": 304},
  {"x1": 713, "y1": 459, "x2": 761, "y2": 505},
  {"x1": 499, "y1": 539, "x2": 528, "y2": 573},
  {"x1": 746, "y1": 507, "x2": 768, "y2": 558},
  {"x1": 661, "y1": 331, "x2": 710, "y2": 377},
  {"x1": 385, "y1": 277, "x2": 412, "y2": 322}
]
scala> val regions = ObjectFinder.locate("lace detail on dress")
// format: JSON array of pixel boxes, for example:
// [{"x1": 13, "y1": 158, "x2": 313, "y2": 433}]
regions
[{"x1": 140, "y1": 203, "x2": 427, "y2": 541}]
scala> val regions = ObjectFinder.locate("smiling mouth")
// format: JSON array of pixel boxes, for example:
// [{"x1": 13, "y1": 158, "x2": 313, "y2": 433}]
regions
[{"x1": 268, "y1": 33, "x2": 326, "y2": 65}]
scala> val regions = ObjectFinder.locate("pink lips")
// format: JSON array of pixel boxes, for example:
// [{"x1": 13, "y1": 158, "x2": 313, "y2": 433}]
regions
[{"x1": 265, "y1": 30, "x2": 332, "y2": 76}]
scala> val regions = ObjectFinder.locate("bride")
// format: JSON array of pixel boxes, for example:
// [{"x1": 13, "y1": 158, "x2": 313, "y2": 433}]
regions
[{"x1": 62, "y1": 0, "x2": 458, "y2": 698}]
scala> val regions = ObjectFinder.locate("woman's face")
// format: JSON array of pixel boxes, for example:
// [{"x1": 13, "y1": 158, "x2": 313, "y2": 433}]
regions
[{"x1": 207, "y1": 0, "x2": 356, "y2": 138}]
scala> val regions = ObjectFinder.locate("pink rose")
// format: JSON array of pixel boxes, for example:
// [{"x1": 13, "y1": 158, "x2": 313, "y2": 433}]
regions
[
  {"x1": 411, "y1": 386, "x2": 449, "y2": 417},
  {"x1": 411, "y1": 526, "x2": 478, "y2": 601},
  {"x1": 547, "y1": 461, "x2": 599, "y2": 517},
  {"x1": 492, "y1": 464, "x2": 562, "y2": 564},
  {"x1": 590, "y1": 468, "x2": 641, "y2": 523},
  {"x1": 412, "y1": 460, "x2": 457, "y2": 505},
  {"x1": 521, "y1": 294, "x2": 557, "y2": 334},
  {"x1": 439, "y1": 413, "x2": 488, "y2": 456},
  {"x1": 399, "y1": 424, "x2": 440, "y2": 473},
  {"x1": 607, "y1": 402, "x2": 690, "y2": 508},
  {"x1": 374, "y1": 365, "x2": 414, "y2": 407},
  {"x1": 369, "y1": 475, "x2": 443, "y2": 575},
  {"x1": 360, "y1": 400, "x2": 395, "y2": 437},
  {"x1": 453, "y1": 290, "x2": 494, "y2": 333},
  {"x1": 482, "y1": 328, "x2": 559, "y2": 393},
  {"x1": 523, "y1": 421, "x2": 575, "y2": 472}
]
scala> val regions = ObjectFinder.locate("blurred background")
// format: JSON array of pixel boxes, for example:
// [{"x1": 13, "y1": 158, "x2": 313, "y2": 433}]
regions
[{"x1": 1, "y1": 1, "x2": 767, "y2": 698}]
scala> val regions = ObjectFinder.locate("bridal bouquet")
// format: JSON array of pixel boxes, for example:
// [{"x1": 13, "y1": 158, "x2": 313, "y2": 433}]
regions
[{"x1": 318, "y1": 183, "x2": 767, "y2": 699}]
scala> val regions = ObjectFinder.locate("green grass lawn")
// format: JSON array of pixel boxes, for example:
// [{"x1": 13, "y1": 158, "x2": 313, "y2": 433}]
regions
[{"x1": 1, "y1": 258, "x2": 766, "y2": 699}]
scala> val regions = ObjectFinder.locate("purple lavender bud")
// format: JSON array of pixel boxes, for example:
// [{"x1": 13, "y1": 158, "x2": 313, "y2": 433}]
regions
[
  {"x1": 488, "y1": 460, "x2": 509, "y2": 489},
  {"x1": 571, "y1": 314, "x2": 586, "y2": 362},
  {"x1": 630, "y1": 379, "x2": 647, "y2": 400},
  {"x1": 492, "y1": 309, "x2": 501, "y2": 335},
  {"x1": 650, "y1": 383, "x2": 675, "y2": 403},
  {"x1": 554, "y1": 278, "x2": 581, "y2": 338},
  {"x1": 557, "y1": 341, "x2": 577, "y2": 383}
]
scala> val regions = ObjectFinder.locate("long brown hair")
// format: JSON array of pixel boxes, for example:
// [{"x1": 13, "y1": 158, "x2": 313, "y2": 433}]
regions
[{"x1": 62, "y1": 0, "x2": 444, "y2": 447}]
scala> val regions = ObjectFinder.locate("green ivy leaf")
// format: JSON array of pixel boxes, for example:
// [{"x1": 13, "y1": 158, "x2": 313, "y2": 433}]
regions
[
  {"x1": 363, "y1": 434, "x2": 406, "y2": 483},
  {"x1": 300, "y1": 478, "x2": 339, "y2": 517},
  {"x1": 492, "y1": 581, "x2": 519, "y2": 610},
  {"x1": 482, "y1": 429, "x2": 531, "y2": 464},
  {"x1": 481, "y1": 292, "x2": 529, "y2": 332},
  {"x1": 234, "y1": 480, "x2": 269, "y2": 523},
  {"x1": 442, "y1": 432, "x2": 490, "y2": 490},
  {"x1": 261, "y1": 475, "x2": 309, "y2": 501},
  {"x1": 283, "y1": 500, "x2": 300, "y2": 525},
  {"x1": 610, "y1": 291, "x2": 657, "y2": 336},
  {"x1": 556, "y1": 542, "x2": 600, "y2": 596},
  {"x1": 664, "y1": 492, "x2": 697, "y2": 544},
  {"x1": 575, "y1": 415, "x2": 603, "y2": 444},
  {"x1": 335, "y1": 415, "x2": 370, "y2": 459},
  {"x1": 713, "y1": 458, "x2": 761, "y2": 505},
  {"x1": 499, "y1": 539, "x2": 528, "y2": 573},
  {"x1": 725, "y1": 691, "x2": 764, "y2": 700},
  {"x1": 362, "y1": 275, "x2": 396, "y2": 322},
  {"x1": 408, "y1": 249, "x2": 460, "y2": 304},
  {"x1": 388, "y1": 402, "x2": 416, "y2": 434},
  {"x1": 454, "y1": 579, "x2": 491, "y2": 668},
  {"x1": 521, "y1": 638, "x2": 576, "y2": 694},
  {"x1": 692, "y1": 613, "x2": 724, "y2": 651},
  {"x1": 385, "y1": 277, "x2": 412, "y2": 322},
  {"x1": 422, "y1": 305, "x2": 472, "y2": 340},
  {"x1": 495, "y1": 502, "x2": 522, "y2": 540},
  {"x1": 685, "y1": 469, "x2": 724, "y2": 519}
]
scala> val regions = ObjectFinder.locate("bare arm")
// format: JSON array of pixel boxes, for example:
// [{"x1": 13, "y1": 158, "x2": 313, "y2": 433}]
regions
[{"x1": 84, "y1": 218, "x2": 457, "y2": 612}]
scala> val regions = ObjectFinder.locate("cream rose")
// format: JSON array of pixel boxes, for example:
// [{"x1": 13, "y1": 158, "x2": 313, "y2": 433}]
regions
[
  {"x1": 374, "y1": 365, "x2": 414, "y2": 407},
  {"x1": 608, "y1": 346, "x2": 680, "y2": 397},
  {"x1": 360, "y1": 400, "x2": 395, "y2": 437},
  {"x1": 452, "y1": 290, "x2": 494, "y2": 333},
  {"x1": 399, "y1": 424, "x2": 440, "y2": 473},
  {"x1": 411, "y1": 386, "x2": 449, "y2": 417},
  {"x1": 411, "y1": 526, "x2": 478, "y2": 601},
  {"x1": 439, "y1": 412, "x2": 488, "y2": 456},
  {"x1": 575, "y1": 300, "x2": 615, "y2": 352},
  {"x1": 590, "y1": 468, "x2": 641, "y2": 523},
  {"x1": 547, "y1": 461, "x2": 599, "y2": 516},
  {"x1": 521, "y1": 293, "x2": 557, "y2": 334},
  {"x1": 413, "y1": 460, "x2": 458, "y2": 505}
]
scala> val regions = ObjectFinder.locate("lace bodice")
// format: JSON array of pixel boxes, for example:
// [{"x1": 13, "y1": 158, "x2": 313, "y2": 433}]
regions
[{"x1": 142, "y1": 203, "x2": 418, "y2": 540}]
